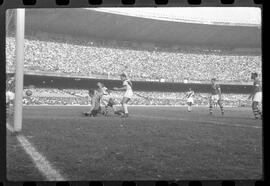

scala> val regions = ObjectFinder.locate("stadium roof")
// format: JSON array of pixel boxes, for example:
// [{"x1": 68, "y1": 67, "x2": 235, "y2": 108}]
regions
[
  {"x1": 24, "y1": 8, "x2": 261, "y2": 48},
  {"x1": 92, "y1": 7, "x2": 261, "y2": 26}
]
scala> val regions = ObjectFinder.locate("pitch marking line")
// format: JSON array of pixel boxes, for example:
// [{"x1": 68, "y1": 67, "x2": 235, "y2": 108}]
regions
[{"x1": 6, "y1": 123, "x2": 65, "y2": 181}]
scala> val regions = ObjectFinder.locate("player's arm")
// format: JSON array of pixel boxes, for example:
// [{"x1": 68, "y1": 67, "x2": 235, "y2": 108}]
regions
[
  {"x1": 113, "y1": 85, "x2": 127, "y2": 91},
  {"x1": 217, "y1": 85, "x2": 222, "y2": 99}
]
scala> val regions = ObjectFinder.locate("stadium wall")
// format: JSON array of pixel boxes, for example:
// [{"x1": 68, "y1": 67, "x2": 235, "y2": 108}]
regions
[{"x1": 20, "y1": 74, "x2": 253, "y2": 94}]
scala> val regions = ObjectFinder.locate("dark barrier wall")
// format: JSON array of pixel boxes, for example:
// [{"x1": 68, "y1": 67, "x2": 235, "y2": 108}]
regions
[{"x1": 20, "y1": 74, "x2": 253, "y2": 94}]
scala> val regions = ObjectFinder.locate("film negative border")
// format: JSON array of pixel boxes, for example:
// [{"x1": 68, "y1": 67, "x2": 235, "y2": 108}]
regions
[
  {"x1": 0, "y1": 0, "x2": 263, "y2": 7},
  {"x1": 0, "y1": 0, "x2": 265, "y2": 186}
]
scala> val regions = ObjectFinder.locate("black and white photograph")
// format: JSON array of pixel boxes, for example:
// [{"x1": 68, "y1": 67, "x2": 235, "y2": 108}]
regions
[{"x1": 6, "y1": 7, "x2": 262, "y2": 181}]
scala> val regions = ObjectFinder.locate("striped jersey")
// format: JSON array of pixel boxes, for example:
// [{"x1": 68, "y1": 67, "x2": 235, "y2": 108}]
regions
[{"x1": 186, "y1": 91, "x2": 194, "y2": 98}]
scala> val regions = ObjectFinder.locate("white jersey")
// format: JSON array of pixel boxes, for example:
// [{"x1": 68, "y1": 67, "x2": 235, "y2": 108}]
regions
[
  {"x1": 100, "y1": 87, "x2": 109, "y2": 95},
  {"x1": 100, "y1": 87, "x2": 110, "y2": 99},
  {"x1": 123, "y1": 79, "x2": 133, "y2": 99},
  {"x1": 6, "y1": 91, "x2": 15, "y2": 103}
]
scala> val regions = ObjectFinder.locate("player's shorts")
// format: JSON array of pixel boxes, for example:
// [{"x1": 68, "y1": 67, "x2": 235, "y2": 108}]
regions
[
  {"x1": 253, "y1": 92, "x2": 262, "y2": 103},
  {"x1": 211, "y1": 95, "x2": 219, "y2": 103},
  {"x1": 124, "y1": 91, "x2": 133, "y2": 99},
  {"x1": 187, "y1": 97, "x2": 194, "y2": 104}
]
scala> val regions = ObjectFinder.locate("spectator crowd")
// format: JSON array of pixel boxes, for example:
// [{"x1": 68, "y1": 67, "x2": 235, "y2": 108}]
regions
[{"x1": 6, "y1": 33, "x2": 261, "y2": 83}]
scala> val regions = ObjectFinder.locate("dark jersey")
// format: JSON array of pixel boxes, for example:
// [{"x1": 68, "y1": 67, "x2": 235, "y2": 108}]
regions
[
  {"x1": 211, "y1": 84, "x2": 221, "y2": 95},
  {"x1": 91, "y1": 94, "x2": 101, "y2": 110},
  {"x1": 253, "y1": 79, "x2": 262, "y2": 93}
]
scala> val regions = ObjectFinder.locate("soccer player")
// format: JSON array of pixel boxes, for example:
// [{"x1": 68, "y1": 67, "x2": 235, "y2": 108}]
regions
[
  {"x1": 113, "y1": 73, "x2": 133, "y2": 118},
  {"x1": 6, "y1": 77, "x2": 15, "y2": 115},
  {"x1": 248, "y1": 72, "x2": 262, "y2": 119},
  {"x1": 209, "y1": 78, "x2": 224, "y2": 115},
  {"x1": 83, "y1": 89, "x2": 102, "y2": 117},
  {"x1": 186, "y1": 88, "x2": 195, "y2": 112},
  {"x1": 97, "y1": 82, "x2": 116, "y2": 116}
]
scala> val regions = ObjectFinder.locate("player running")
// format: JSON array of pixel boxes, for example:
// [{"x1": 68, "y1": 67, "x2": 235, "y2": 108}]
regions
[
  {"x1": 113, "y1": 73, "x2": 133, "y2": 118},
  {"x1": 83, "y1": 89, "x2": 102, "y2": 117},
  {"x1": 97, "y1": 82, "x2": 116, "y2": 116},
  {"x1": 248, "y1": 72, "x2": 262, "y2": 119},
  {"x1": 186, "y1": 88, "x2": 195, "y2": 112},
  {"x1": 209, "y1": 78, "x2": 224, "y2": 115}
]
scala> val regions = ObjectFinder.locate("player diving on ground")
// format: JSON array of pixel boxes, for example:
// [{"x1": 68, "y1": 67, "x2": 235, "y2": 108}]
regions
[{"x1": 83, "y1": 89, "x2": 102, "y2": 117}]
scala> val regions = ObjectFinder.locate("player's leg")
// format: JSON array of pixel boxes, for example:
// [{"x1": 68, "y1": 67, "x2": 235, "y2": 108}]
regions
[
  {"x1": 121, "y1": 97, "x2": 130, "y2": 117},
  {"x1": 114, "y1": 102, "x2": 124, "y2": 115},
  {"x1": 100, "y1": 99, "x2": 107, "y2": 115},
  {"x1": 105, "y1": 98, "x2": 116, "y2": 116},
  {"x1": 187, "y1": 102, "x2": 191, "y2": 112},
  {"x1": 218, "y1": 99, "x2": 224, "y2": 115},
  {"x1": 252, "y1": 101, "x2": 262, "y2": 119},
  {"x1": 209, "y1": 96, "x2": 213, "y2": 115}
]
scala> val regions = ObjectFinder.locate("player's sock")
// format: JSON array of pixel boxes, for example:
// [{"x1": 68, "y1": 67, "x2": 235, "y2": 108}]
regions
[
  {"x1": 218, "y1": 100, "x2": 224, "y2": 115},
  {"x1": 104, "y1": 106, "x2": 109, "y2": 115},
  {"x1": 209, "y1": 105, "x2": 213, "y2": 114},
  {"x1": 253, "y1": 109, "x2": 261, "y2": 119},
  {"x1": 252, "y1": 102, "x2": 261, "y2": 119},
  {"x1": 221, "y1": 107, "x2": 224, "y2": 115},
  {"x1": 123, "y1": 104, "x2": 128, "y2": 114}
]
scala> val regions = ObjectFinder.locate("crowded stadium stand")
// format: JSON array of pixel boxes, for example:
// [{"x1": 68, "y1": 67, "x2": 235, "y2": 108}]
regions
[
  {"x1": 6, "y1": 8, "x2": 261, "y2": 106},
  {"x1": 6, "y1": 8, "x2": 261, "y2": 83},
  {"x1": 6, "y1": 34, "x2": 261, "y2": 83}
]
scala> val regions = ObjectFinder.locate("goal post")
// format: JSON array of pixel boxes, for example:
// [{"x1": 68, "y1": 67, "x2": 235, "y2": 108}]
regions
[{"x1": 13, "y1": 9, "x2": 25, "y2": 132}]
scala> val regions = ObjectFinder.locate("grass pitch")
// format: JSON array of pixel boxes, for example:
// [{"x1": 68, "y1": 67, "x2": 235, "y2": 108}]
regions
[{"x1": 7, "y1": 105, "x2": 262, "y2": 181}]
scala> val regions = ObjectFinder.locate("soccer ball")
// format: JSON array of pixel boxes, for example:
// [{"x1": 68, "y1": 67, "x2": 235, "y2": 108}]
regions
[{"x1": 26, "y1": 90, "x2": 33, "y2": 97}]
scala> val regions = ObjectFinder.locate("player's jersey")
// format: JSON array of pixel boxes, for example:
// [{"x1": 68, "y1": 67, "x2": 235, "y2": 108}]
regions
[
  {"x1": 253, "y1": 79, "x2": 262, "y2": 93},
  {"x1": 7, "y1": 78, "x2": 15, "y2": 92},
  {"x1": 186, "y1": 91, "x2": 194, "y2": 98},
  {"x1": 101, "y1": 87, "x2": 109, "y2": 95},
  {"x1": 91, "y1": 93, "x2": 101, "y2": 110},
  {"x1": 6, "y1": 91, "x2": 15, "y2": 104},
  {"x1": 123, "y1": 79, "x2": 133, "y2": 98},
  {"x1": 211, "y1": 84, "x2": 221, "y2": 95}
]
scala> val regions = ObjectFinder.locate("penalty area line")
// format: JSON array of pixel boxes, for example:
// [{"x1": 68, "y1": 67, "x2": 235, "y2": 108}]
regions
[{"x1": 6, "y1": 123, "x2": 65, "y2": 181}]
